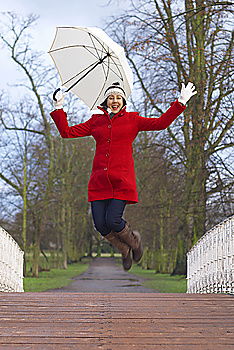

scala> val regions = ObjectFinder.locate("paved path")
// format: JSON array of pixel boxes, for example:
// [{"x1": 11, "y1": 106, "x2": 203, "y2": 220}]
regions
[{"x1": 49, "y1": 257, "x2": 157, "y2": 293}]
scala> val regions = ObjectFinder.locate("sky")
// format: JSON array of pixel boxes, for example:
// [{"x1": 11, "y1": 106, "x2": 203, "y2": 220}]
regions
[
  {"x1": 0, "y1": 0, "x2": 127, "y2": 199},
  {"x1": 1, "y1": 0, "x2": 125, "y2": 93}
]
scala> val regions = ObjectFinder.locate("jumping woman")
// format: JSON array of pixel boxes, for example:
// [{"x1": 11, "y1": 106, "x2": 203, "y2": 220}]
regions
[{"x1": 51, "y1": 82, "x2": 197, "y2": 271}]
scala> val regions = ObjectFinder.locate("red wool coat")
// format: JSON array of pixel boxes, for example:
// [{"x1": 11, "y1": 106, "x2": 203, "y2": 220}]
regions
[{"x1": 51, "y1": 100, "x2": 186, "y2": 204}]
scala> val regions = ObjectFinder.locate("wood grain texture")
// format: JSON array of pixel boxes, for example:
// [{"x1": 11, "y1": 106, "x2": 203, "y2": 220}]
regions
[{"x1": 0, "y1": 293, "x2": 233, "y2": 349}]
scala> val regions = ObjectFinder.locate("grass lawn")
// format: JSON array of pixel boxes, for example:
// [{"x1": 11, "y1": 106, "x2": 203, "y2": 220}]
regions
[
  {"x1": 130, "y1": 265, "x2": 187, "y2": 293},
  {"x1": 24, "y1": 260, "x2": 90, "y2": 292}
]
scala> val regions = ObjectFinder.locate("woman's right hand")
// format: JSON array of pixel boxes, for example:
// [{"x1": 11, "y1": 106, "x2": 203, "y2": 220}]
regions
[{"x1": 53, "y1": 88, "x2": 65, "y2": 109}]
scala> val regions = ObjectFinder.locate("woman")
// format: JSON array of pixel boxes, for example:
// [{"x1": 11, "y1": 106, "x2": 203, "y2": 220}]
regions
[{"x1": 51, "y1": 82, "x2": 197, "y2": 270}]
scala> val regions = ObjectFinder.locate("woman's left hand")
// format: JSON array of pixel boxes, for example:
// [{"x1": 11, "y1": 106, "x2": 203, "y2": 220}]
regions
[
  {"x1": 178, "y1": 82, "x2": 197, "y2": 105},
  {"x1": 53, "y1": 88, "x2": 66, "y2": 110}
]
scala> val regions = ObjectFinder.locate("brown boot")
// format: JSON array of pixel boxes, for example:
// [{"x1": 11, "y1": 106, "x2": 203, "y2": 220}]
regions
[
  {"x1": 116, "y1": 223, "x2": 143, "y2": 263},
  {"x1": 105, "y1": 231, "x2": 132, "y2": 271}
]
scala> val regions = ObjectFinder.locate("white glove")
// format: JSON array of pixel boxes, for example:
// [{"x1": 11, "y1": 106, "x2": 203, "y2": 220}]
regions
[
  {"x1": 53, "y1": 88, "x2": 65, "y2": 109},
  {"x1": 178, "y1": 82, "x2": 197, "y2": 105}
]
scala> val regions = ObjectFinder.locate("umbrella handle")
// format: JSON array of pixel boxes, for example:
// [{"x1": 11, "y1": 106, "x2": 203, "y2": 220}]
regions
[{"x1": 53, "y1": 88, "x2": 61, "y2": 102}]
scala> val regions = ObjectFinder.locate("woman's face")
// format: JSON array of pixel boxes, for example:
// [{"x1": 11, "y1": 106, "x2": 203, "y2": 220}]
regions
[{"x1": 107, "y1": 94, "x2": 123, "y2": 114}]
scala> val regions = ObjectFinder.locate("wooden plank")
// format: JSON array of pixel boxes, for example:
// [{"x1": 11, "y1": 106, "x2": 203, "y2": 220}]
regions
[
  {"x1": 0, "y1": 293, "x2": 233, "y2": 349},
  {"x1": 0, "y1": 345, "x2": 233, "y2": 350},
  {"x1": 0, "y1": 327, "x2": 232, "y2": 338},
  {"x1": 0, "y1": 335, "x2": 233, "y2": 345}
]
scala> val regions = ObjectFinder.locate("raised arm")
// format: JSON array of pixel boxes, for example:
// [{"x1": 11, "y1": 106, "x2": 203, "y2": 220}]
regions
[
  {"x1": 50, "y1": 109, "x2": 92, "y2": 138},
  {"x1": 136, "y1": 100, "x2": 186, "y2": 131},
  {"x1": 136, "y1": 82, "x2": 197, "y2": 132},
  {"x1": 50, "y1": 89, "x2": 92, "y2": 138}
]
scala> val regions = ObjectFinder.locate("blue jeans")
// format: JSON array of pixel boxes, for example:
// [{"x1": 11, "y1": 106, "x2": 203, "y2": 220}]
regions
[{"x1": 91, "y1": 199, "x2": 126, "y2": 236}]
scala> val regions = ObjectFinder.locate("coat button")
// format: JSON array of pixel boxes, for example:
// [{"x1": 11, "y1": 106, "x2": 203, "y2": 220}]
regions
[
  {"x1": 108, "y1": 125, "x2": 111, "y2": 128},
  {"x1": 104, "y1": 167, "x2": 108, "y2": 171},
  {"x1": 107, "y1": 139, "x2": 110, "y2": 142},
  {"x1": 106, "y1": 153, "x2": 109, "y2": 157}
]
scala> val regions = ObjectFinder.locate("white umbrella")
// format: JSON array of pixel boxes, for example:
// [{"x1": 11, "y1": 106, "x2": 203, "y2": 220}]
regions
[{"x1": 49, "y1": 26, "x2": 133, "y2": 111}]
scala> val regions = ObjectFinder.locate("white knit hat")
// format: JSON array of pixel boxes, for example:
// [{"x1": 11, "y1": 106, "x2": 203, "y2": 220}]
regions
[{"x1": 103, "y1": 82, "x2": 126, "y2": 101}]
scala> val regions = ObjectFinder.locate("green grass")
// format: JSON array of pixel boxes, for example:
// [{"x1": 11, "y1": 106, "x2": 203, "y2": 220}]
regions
[
  {"x1": 24, "y1": 260, "x2": 90, "y2": 292},
  {"x1": 23, "y1": 255, "x2": 187, "y2": 293},
  {"x1": 130, "y1": 265, "x2": 187, "y2": 293}
]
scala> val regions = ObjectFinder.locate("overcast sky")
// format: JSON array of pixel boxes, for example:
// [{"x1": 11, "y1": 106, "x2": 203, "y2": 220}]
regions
[{"x1": 1, "y1": 0, "x2": 124, "y2": 92}]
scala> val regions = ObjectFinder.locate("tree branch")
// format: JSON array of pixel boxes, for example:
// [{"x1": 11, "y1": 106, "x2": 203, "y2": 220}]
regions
[
  {"x1": 0, "y1": 172, "x2": 22, "y2": 195},
  {"x1": 0, "y1": 111, "x2": 45, "y2": 135},
  {"x1": 126, "y1": 53, "x2": 164, "y2": 114}
]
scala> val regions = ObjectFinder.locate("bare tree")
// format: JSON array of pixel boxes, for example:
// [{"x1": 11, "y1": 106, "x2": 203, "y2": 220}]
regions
[
  {"x1": 106, "y1": 0, "x2": 234, "y2": 273},
  {"x1": 0, "y1": 95, "x2": 44, "y2": 273},
  {"x1": 0, "y1": 12, "x2": 96, "y2": 275}
]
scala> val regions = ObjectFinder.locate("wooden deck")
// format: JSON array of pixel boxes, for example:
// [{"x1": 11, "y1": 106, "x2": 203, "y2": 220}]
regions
[{"x1": 0, "y1": 292, "x2": 233, "y2": 349}]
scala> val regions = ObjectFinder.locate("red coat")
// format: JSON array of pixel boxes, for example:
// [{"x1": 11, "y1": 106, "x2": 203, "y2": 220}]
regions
[{"x1": 51, "y1": 100, "x2": 185, "y2": 204}]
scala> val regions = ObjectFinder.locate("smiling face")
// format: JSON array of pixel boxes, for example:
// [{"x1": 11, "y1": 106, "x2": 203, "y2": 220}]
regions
[{"x1": 107, "y1": 94, "x2": 124, "y2": 114}]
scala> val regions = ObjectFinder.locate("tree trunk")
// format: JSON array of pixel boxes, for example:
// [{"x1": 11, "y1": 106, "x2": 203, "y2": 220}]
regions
[
  {"x1": 61, "y1": 203, "x2": 68, "y2": 269},
  {"x1": 22, "y1": 152, "x2": 27, "y2": 276},
  {"x1": 32, "y1": 239, "x2": 40, "y2": 277},
  {"x1": 173, "y1": 144, "x2": 208, "y2": 275}
]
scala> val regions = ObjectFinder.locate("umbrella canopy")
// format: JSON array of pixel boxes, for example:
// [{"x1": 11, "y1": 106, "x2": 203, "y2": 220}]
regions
[{"x1": 49, "y1": 26, "x2": 133, "y2": 111}]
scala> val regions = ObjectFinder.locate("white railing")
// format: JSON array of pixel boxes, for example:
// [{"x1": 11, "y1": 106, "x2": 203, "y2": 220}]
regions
[
  {"x1": 0, "y1": 226, "x2": 24, "y2": 292},
  {"x1": 187, "y1": 215, "x2": 234, "y2": 294}
]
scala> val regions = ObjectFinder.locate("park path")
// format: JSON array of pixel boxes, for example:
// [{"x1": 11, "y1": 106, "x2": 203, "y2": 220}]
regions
[{"x1": 48, "y1": 257, "x2": 157, "y2": 293}]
